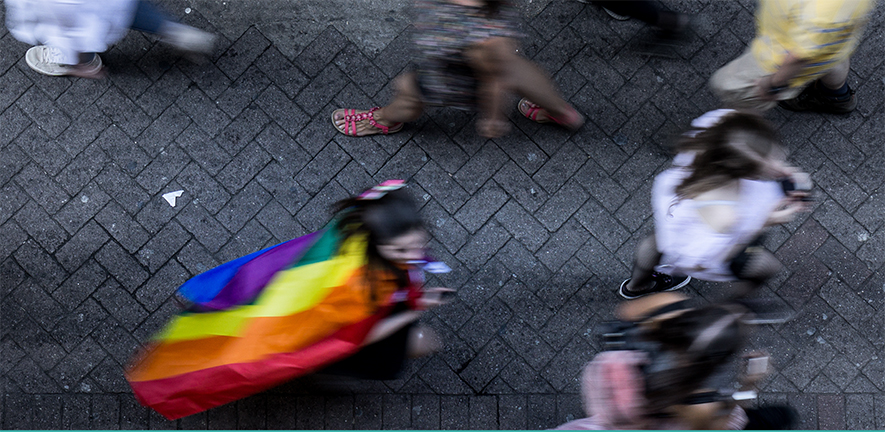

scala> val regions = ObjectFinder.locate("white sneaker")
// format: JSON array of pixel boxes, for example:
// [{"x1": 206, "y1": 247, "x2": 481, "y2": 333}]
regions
[
  {"x1": 161, "y1": 22, "x2": 216, "y2": 55},
  {"x1": 25, "y1": 46, "x2": 72, "y2": 76}
]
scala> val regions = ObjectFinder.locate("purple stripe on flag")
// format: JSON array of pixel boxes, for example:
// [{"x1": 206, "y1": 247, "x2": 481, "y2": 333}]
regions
[{"x1": 193, "y1": 231, "x2": 322, "y2": 311}]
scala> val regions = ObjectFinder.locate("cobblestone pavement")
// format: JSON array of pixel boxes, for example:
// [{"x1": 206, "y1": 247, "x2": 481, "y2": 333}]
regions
[{"x1": 2, "y1": 0, "x2": 885, "y2": 429}]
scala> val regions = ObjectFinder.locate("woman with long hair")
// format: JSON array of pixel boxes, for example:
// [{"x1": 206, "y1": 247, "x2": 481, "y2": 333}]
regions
[
  {"x1": 126, "y1": 180, "x2": 451, "y2": 419},
  {"x1": 620, "y1": 109, "x2": 811, "y2": 300},
  {"x1": 556, "y1": 293, "x2": 798, "y2": 430}
]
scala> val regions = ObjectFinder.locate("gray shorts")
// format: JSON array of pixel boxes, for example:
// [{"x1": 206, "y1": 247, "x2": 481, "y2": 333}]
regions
[{"x1": 709, "y1": 50, "x2": 804, "y2": 112}]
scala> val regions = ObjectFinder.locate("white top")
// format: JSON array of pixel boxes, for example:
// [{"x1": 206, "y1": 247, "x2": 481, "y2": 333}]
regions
[
  {"x1": 652, "y1": 152, "x2": 784, "y2": 281},
  {"x1": 5, "y1": 0, "x2": 137, "y2": 65}
]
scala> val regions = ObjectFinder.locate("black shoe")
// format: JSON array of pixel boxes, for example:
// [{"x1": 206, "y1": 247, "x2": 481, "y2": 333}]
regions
[
  {"x1": 778, "y1": 82, "x2": 857, "y2": 114},
  {"x1": 655, "y1": 11, "x2": 691, "y2": 33},
  {"x1": 619, "y1": 272, "x2": 691, "y2": 299},
  {"x1": 744, "y1": 405, "x2": 799, "y2": 430}
]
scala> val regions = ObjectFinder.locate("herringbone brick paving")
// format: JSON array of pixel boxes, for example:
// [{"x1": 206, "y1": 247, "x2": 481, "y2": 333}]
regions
[{"x1": 1, "y1": 0, "x2": 884, "y2": 428}]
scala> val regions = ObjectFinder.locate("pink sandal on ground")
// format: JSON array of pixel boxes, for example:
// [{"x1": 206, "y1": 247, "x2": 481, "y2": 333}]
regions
[
  {"x1": 518, "y1": 98, "x2": 584, "y2": 130},
  {"x1": 331, "y1": 107, "x2": 404, "y2": 136}
]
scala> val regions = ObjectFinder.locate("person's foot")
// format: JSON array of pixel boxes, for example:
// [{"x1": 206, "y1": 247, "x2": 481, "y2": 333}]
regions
[
  {"x1": 477, "y1": 117, "x2": 510, "y2": 138},
  {"x1": 778, "y1": 82, "x2": 857, "y2": 114},
  {"x1": 655, "y1": 11, "x2": 691, "y2": 33},
  {"x1": 407, "y1": 325, "x2": 442, "y2": 358},
  {"x1": 25, "y1": 46, "x2": 105, "y2": 79},
  {"x1": 619, "y1": 273, "x2": 691, "y2": 299},
  {"x1": 517, "y1": 99, "x2": 585, "y2": 130},
  {"x1": 160, "y1": 22, "x2": 216, "y2": 56},
  {"x1": 735, "y1": 297, "x2": 795, "y2": 325},
  {"x1": 331, "y1": 107, "x2": 404, "y2": 136}
]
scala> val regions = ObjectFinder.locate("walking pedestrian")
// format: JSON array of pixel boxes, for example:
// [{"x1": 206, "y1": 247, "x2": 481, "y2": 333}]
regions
[
  {"x1": 555, "y1": 293, "x2": 799, "y2": 430},
  {"x1": 619, "y1": 110, "x2": 811, "y2": 300},
  {"x1": 5, "y1": 0, "x2": 215, "y2": 79},
  {"x1": 709, "y1": 0, "x2": 874, "y2": 113},
  {"x1": 126, "y1": 181, "x2": 452, "y2": 419},
  {"x1": 331, "y1": 0, "x2": 584, "y2": 139}
]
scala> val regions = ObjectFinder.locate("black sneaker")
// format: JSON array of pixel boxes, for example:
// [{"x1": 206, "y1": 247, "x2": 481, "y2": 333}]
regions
[
  {"x1": 618, "y1": 272, "x2": 691, "y2": 299},
  {"x1": 778, "y1": 82, "x2": 857, "y2": 114}
]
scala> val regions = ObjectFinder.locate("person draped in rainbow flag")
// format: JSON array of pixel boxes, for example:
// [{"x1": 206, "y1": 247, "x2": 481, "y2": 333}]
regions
[{"x1": 126, "y1": 180, "x2": 452, "y2": 420}]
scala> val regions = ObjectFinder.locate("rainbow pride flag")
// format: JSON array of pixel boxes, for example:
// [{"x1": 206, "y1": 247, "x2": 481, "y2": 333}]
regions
[{"x1": 125, "y1": 225, "x2": 410, "y2": 420}]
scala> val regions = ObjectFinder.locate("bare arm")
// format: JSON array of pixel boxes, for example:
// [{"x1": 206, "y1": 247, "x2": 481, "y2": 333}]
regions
[
  {"x1": 362, "y1": 287, "x2": 454, "y2": 346},
  {"x1": 756, "y1": 52, "x2": 810, "y2": 101}
]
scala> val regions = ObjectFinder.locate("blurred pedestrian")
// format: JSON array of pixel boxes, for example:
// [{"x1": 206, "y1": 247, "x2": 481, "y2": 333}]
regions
[
  {"x1": 331, "y1": 0, "x2": 583, "y2": 139},
  {"x1": 126, "y1": 181, "x2": 452, "y2": 419},
  {"x1": 619, "y1": 110, "x2": 811, "y2": 301},
  {"x1": 5, "y1": 0, "x2": 215, "y2": 79},
  {"x1": 592, "y1": 1, "x2": 690, "y2": 33},
  {"x1": 555, "y1": 293, "x2": 798, "y2": 430},
  {"x1": 709, "y1": 0, "x2": 874, "y2": 113}
]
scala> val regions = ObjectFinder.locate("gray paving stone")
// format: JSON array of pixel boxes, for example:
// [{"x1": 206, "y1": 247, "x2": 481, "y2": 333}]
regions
[
  {"x1": 95, "y1": 87, "x2": 152, "y2": 139},
  {"x1": 93, "y1": 164, "x2": 151, "y2": 215},
  {"x1": 439, "y1": 395, "x2": 469, "y2": 430},
  {"x1": 14, "y1": 201, "x2": 67, "y2": 254},
  {"x1": 295, "y1": 62, "x2": 350, "y2": 116},
  {"x1": 213, "y1": 26, "x2": 271, "y2": 81},
  {"x1": 453, "y1": 181, "x2": 508, "y2": 234},
  {"x1": 415, "y1": 356, "x2": 472, "y2": 395},
  {"x1": 95, "y1": 241, "x2": 149, "y2": 293},
  {"x1": 174, "y1": 162, "x2": 232, "y2": 214},
  {"x1": 107, "y1": 59, "x2": 154, "y2": 102},
  {"x1": 527, "y1": 394, "x2": 558, "y2": 429},
  {"x1": 134, "y1": 41, "x2": 179, "y2": 82},
  {"x1": 16, "y1": 86, "x2": 72, "y2": 139},
  {"x1": 265, "y1": 396, "x2": 298, "y2": 429},
  {"x1": 3, "y1": 2, "x2": 885, "y2": 429},
  {"x1": 294, "y1": 396, "x2": 324, "y2": 429},
  {"x1": 218, "y1": 218, "x2": 274, "y2": 263},
  {"x1": 51, "y1": 259, "x2": 107, "y2": 311},
  {"x1": 94, "y1": 201, "x2": 151, "y2": 254},
  {"x1": 460, "y1": 337, "x2": 514, "y2": 392},
  {"x1": 255, "y1": 46, "x2": 310, "y2": 99},
  {"x1": 174, "y1": 238, "x2": 220, "y2": 277},
  {"x1": 815, "y1": 238, "x2": 874, "y2": 287},
  {"x1": 294, "y1": 180, "x2": 349, "y2": 232},
  {"x1": 134, "y1": 67, "x2": 190, "y2": 118}
]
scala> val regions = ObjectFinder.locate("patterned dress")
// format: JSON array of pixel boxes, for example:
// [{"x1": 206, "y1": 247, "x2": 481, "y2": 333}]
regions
[{"x1": 412, "y1": 0, "x2": 520, "y2": 109}]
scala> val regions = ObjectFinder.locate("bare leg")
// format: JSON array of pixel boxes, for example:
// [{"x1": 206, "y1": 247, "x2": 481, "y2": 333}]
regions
[
  {"x1": 332, "y1": 72, "x2": 424, "y2": 136},
  {"x1": 731, "y1": 249, "x2": 781, "y2": 297},
  {"x1": 626, "y1": 235, "x2": 662, "y2": 291},
  {"x1": 819, "y1": 59, "x2": 850, "y2": 90},
  {"x1": 465, "y1": 39, "x2": 511, "y2": 138},
  {"x1": 406, "y1": 325, "x2": 441, "y2": 358},
  {"x1": 470, "y1": 37, "x2": 583, "y2": 128}
]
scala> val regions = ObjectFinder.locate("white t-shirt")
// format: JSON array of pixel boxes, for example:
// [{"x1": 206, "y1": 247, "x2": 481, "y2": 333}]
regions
[{"x1": 652, "y1": 152, "x2": 784, "y2": 281}]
